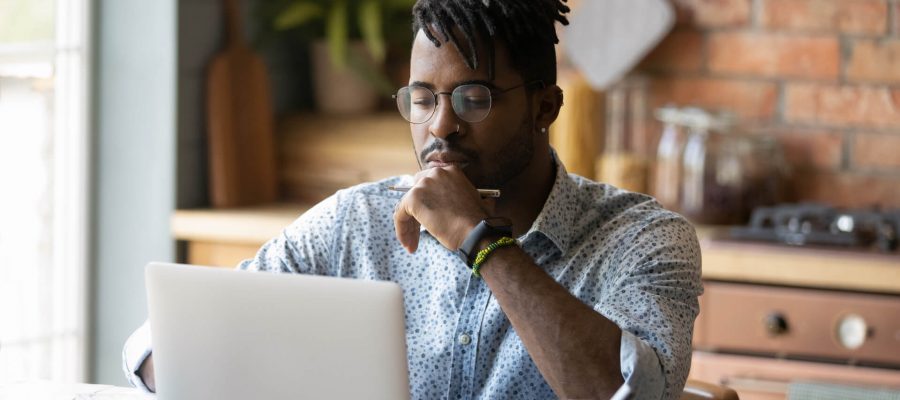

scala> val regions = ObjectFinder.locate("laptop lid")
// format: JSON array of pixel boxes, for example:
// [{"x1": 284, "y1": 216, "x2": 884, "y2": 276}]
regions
[{"x1": 145, "y1": 262, "x2": 410, "y2": 400}]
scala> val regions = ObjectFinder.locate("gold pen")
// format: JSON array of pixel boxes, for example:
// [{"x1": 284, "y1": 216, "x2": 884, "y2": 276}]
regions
[{"x1": 388, "y1": 185, "x2": 501, "y2": 198}]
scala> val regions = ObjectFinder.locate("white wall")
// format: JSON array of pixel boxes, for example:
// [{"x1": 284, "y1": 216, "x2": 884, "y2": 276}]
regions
[{"x1": 91, "y1": 0, "x2": 176, "y2": 385}]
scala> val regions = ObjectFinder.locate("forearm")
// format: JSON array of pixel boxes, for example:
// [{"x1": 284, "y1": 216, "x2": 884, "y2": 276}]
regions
[{"x1": 480, "y1": 245, "x2": 624, "y2": 399}]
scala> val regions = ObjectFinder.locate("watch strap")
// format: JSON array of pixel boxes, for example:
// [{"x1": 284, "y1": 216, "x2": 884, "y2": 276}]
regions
[{"x1": 457, "y1": 218, "x2": 513, "y2": 266}]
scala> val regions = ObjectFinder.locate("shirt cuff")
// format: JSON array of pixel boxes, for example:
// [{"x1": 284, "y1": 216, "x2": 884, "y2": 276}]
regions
[
  {"x1": 122, "y1": 319, "x2": 154, "y2": 393},
  {"x1": 619, "y1": 329, "x2": 665, "y2": 400}
]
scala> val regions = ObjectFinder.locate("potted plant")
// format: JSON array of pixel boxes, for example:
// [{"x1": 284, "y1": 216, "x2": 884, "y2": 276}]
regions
[{"x1": 259, "y1": 0, "x2": 415, "y2": 114}]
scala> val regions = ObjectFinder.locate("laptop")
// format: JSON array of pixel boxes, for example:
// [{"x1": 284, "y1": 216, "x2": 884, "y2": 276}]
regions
[{"x1": 145, "y1": 262, "x2": 411, "y2": 400}]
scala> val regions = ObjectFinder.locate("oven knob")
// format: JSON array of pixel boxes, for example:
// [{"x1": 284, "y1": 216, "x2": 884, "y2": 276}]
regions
[
  {"x1": 837, "y1": 314, "x2": 868, "y2": 350},
  {"x1": 764, "y1": 313, "x2": 789, "y2": 336}
]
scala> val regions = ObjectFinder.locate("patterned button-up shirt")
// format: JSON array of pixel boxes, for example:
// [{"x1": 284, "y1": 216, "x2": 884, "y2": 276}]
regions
[{"x1": 124, "y1": 157, "x2": 702, "y2": 400}]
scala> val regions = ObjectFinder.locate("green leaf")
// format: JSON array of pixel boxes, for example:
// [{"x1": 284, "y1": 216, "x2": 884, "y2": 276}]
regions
[
  {"x1": 327, "y1": 0, "x2": 349, "y2": 69},
  {"x1": 358, "y1": 0, "x2": 386, "y2": 64},
  {"x1": 273, "y1": 2, "x2": 324, "y2": 31},
  {"x1": 347, "y1": 48, "x2": 395, "y2": 96}
]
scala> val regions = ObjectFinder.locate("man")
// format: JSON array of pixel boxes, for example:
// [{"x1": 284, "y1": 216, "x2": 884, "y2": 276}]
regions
[{"x1": 124, "y1": 1, "x2": 702, "y2": 399}]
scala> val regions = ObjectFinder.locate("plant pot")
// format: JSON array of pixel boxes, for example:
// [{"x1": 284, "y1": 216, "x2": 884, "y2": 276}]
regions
[{"x1": 310, "y1": 40, "x2": 380, "y2": 115}]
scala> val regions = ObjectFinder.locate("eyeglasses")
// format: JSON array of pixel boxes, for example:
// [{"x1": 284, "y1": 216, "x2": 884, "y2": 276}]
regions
[{"x1": 393, "y1": 80, "x2": 545, "y2": 124}]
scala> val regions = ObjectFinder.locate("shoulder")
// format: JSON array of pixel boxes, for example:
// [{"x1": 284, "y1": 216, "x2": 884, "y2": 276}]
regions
[
  {"x1": 335, "y1": 175, "x2": 410, "y2": 205},
  {"x1": 566, "y1": 174, "x2": 698, "y2": 252},
  {"x1": 311, "y1": 176, "x2": 412, "y2": 222},
  {"x1": 286, "y1": 175, "x2": 411, "y2": 231}
]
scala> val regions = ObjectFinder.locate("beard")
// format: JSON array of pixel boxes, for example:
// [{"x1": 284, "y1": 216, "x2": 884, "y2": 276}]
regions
[
  {"x1": 416, "y1": 113, "x2": 536, "y2": 189},
  {"x1": 477, "y1": 116, "x2": 535, "y2": 188}
]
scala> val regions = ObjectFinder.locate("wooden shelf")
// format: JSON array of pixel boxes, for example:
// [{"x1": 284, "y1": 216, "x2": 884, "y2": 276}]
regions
[
  {"x1": 700, "y1": 237, "x2": 900, "y2": 295},
  {"x1": 171, "y1": 203, "x2": 310, "y2": 245},
  {"x1": 277, "y1": 113, "x2": 417, "y2": 203}
]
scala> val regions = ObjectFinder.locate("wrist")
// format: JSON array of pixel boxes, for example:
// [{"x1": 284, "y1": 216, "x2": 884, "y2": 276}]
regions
[
  {"x1": 456, "y1": 217, "x2": 513, "y2": 266},
  {"x1": 471, "y1": 236, "x2": 518, "y2": 278}
]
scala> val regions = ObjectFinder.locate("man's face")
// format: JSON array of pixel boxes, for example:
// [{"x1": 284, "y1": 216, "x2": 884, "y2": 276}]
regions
[{"x1": 408, "y1": 29, "x2": 539, "y2": 189}]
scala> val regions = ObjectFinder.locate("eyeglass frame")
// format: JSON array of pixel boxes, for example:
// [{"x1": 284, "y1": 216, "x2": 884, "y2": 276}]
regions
[{"x1": 393, "y1": 79, "x2": 546, "y2": 124}]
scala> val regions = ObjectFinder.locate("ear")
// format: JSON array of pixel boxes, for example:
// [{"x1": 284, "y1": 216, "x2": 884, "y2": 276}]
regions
[{"x1": 534, "y1": 84, "x2": 564, "y2": 130}]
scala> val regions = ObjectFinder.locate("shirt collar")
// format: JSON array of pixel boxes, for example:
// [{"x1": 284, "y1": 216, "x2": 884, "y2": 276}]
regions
[{"x1": 521, "y1": 151, "x2": 577, "y2": 254}]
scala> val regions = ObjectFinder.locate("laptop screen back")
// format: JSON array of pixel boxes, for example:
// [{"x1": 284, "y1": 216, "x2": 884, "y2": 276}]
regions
[{"x1": 145, "y1": 262, "x2": 410, "y2": 400}]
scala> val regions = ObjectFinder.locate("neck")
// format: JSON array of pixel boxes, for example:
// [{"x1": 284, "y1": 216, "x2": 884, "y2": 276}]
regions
[{"x1": 494, "y1": 146, "x2": 556, "y2": 237}]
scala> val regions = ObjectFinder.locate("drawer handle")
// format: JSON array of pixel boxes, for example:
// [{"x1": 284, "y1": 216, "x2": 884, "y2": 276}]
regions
[{"x1": 764, "y1": 312, "x2": 789, "y2": 336}]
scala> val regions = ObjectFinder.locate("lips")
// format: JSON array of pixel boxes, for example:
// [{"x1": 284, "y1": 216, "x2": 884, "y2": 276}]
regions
[{"x1": 425, "y1": 152, "x2": 470, "y2": 169}]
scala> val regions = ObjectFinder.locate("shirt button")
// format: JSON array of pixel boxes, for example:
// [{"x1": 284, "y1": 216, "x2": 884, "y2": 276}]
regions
[{"x1": 458, "y1": 333, "x2": 472, "y2": 345}]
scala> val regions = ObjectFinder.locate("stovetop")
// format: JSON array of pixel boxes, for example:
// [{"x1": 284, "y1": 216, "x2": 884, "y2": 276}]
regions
[{"x1": 729, "y1": 203, "x2": 900, "y2": 253}]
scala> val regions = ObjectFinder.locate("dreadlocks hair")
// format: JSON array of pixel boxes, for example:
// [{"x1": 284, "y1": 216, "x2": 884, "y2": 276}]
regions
[{"x1": 411, "y1": 0, "x2": 570, "y2": 86}]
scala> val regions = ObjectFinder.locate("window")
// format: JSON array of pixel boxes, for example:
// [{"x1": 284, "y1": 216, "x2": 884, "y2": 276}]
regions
[{"x1": 0, "y1": 0, "x2": 91, "y2": 382}]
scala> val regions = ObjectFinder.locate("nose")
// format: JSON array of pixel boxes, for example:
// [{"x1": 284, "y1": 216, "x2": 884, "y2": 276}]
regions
[{"x1": 428, "y1": 93, "x2": 461, "y2": 140}]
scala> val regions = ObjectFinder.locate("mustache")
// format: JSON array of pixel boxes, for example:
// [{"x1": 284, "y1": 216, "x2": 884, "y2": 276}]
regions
[{"x1": 418, "y1": 139, "x2": 479, "y2": 164}]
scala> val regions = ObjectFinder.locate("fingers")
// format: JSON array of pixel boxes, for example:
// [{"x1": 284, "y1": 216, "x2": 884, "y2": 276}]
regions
[
  {"x1": 394, "y1": 166, "x2": 486, "y2": 252},
  {"x1": 393, "y1": 195, "x2": 420, "y2": 253}
]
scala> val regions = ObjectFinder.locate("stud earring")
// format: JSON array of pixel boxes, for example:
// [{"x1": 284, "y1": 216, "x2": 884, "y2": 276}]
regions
[{"x1": 541, "y1": 127, "x2": 547, "y2": 134}]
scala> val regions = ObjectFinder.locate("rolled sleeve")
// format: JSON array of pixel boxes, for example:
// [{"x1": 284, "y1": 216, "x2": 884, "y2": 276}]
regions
[
  {"x1": 620, "y1": 329, "x2": 665, "y2": 399},
  {"x1": 122, "y1": 319, "x2": 153, "y2": 393}
]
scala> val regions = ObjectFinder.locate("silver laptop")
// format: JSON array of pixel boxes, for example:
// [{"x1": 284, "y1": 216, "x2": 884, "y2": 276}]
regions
[{"x1": 145, "y1": 262, "x2": 411, "y2": 400}]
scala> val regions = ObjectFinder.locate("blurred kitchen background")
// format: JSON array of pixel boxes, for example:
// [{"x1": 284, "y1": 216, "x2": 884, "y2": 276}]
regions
[{"x1": 0, "y1": 0, "x2": 898, "y2": 398}]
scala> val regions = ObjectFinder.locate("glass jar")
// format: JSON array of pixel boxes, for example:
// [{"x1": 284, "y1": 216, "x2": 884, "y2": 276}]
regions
[
  {"x1": 597, "y1": 75, "x2": 650, "y2": 193},
  {"x1": 652, "y1": 105, "x2": 687, "y2": 210},
  {"x1": 679, "y1": 111, "x2": 787, "y2": 225}
]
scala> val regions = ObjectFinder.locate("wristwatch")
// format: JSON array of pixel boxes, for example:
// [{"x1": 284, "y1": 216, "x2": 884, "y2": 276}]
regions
[{"x1": 457, "y1": 217, "x2": 513, "y2": 266}]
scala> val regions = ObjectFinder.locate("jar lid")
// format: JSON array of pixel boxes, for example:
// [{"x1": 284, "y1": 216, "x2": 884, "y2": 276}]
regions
[
  {"x1": 680, "y1": 107, "x2": 713, "y2": 131},
  {"x1": 654, "y1": 105, "x2": 682, "y2": 124}
]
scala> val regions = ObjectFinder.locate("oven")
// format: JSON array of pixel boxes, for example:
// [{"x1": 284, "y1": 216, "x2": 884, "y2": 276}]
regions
[{"x1": 691, "y1": 206, "x2": 900, "y2": 399}]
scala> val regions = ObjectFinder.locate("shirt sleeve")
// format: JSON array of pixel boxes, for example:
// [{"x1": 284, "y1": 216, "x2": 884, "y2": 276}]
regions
[
  {"x1": 619, "y1": 329, "x2": 666, "y2": 399},
  {"x1": 122, "y1": 319, "x2": 153, "y2": 392},
  {"x1": 237, "y1": 192, "x2": 342, "y2": 275},
  {"x1": 597, "y1": 212, "x2": 703, "y2": 400}
]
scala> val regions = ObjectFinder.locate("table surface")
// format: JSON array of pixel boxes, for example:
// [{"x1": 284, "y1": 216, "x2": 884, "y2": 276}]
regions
[{"x1": 0, "y1": 381, "x2": 151, "y2": 400}]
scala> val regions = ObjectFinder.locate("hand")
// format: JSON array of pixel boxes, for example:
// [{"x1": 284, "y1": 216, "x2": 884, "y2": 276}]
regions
[
  {"x1": 393, "y1": 166, "x2": 494, "y2": 253},
  {"x1": 138, "y1": 353, "x2": 156, "y2": 392}
]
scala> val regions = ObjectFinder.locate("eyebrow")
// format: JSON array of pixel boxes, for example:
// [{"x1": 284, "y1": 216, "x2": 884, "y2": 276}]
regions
[{"x1": 410, "y1": 79, "x2": 499, "y2": 91}]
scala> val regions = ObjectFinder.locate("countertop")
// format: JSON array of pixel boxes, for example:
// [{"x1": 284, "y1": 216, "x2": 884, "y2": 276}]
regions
[{"x1": 172, "y1": 206, "x2": 900, "y2": 294}]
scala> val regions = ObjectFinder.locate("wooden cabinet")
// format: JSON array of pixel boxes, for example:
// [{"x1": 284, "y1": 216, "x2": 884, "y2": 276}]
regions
[
  {"x1": 692, "y1": 237, "x2": 900, "y2": 399},
  {"x1": 695, "y1": 282, "x2": 900, "y2": 365},
  {"x1": 172, "y1": 204, "x2": 307, "y2": 267}
]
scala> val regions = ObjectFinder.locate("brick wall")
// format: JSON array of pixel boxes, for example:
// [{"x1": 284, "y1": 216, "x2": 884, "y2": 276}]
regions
[{"x1": 637, "y1": 0, "x2": 900, "y2": 208}]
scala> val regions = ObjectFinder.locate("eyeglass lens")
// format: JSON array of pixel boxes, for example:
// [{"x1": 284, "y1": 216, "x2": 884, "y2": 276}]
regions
[{"x1": 396, "y1": 84, "x2": 493, "y2": 124}]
